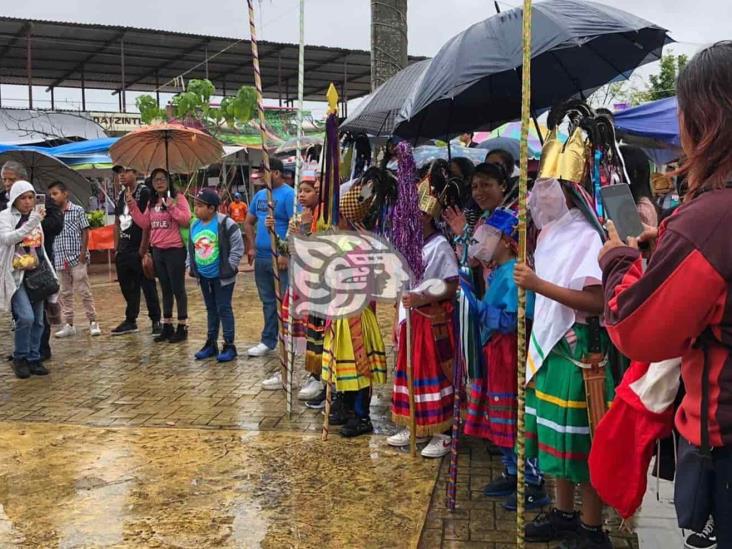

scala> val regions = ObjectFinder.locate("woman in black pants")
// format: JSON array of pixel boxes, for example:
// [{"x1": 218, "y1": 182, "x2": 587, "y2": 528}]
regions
[{"x1": 128, "y1": 169, "x2": 191, "y2": 342}]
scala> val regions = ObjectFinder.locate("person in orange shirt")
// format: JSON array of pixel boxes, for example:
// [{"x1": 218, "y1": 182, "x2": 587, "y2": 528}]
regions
[{"x1": 228, "y1": 193, "x2": 248, "y2": 227}]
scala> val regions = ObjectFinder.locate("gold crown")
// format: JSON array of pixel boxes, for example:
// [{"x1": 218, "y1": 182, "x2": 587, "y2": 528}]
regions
[
  {"x1": 418, "y1": 178, "x2": 442, "y2": 218},
  {"x1": 538, "y1": 127, "x2": 590, "y2": 184}
]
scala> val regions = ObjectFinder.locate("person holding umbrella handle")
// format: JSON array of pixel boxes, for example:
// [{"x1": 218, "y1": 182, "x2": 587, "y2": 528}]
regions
[{"x1": 127, "y1": 168, "x2": 191, "y2": 343}]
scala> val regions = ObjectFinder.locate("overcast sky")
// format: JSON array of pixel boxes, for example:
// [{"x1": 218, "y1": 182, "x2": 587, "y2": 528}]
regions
[{"x1": 1, "y1": 0, "x2": 728, "y2": 112}]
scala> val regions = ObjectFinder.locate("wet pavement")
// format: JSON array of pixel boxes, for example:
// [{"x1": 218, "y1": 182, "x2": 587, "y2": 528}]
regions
[{"x1": 0, "y1": 271, "x2": 644, "y2": 548}]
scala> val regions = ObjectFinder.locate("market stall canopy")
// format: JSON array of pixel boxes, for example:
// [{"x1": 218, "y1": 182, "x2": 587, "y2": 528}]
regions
[
  {"x1": 0, "y1": 109, "x2": 107, "y2": 145},
  {"x1": 394, "y1": 0, "x2": 672, "y2": 138},
  {"x1": 340, "y1": 59, "x2": 430, "y2": 136},
  {"x1": 0, "y1": 16, "x2": 425, "y2": 102},
  {"x1": 614, "y1": 97, "x2": 680, "y2": 148},
  {"x1": 274, "y1": 134, "x2": 323, "y2": 155},
  {"x1": 0, "y1": 149, "x2": 92, "y2": 205}
]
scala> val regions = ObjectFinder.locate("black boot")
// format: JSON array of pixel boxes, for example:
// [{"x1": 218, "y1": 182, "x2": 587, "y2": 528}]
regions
[
  {"x1": 28, "y1": 361, "x2": 49, "y2": 376},
  {"x1": 168, "y1": 324, "x2": 188, "y2": 343},
  {"x1": 526, "y1": 509, "x2": 580, "y2": 543},
  {"x1": 11, "y1": 358, "x2": 30, "y2": 379},
  {"x1": 154, "y1": 323, "x2": 174, "y2": 343}
]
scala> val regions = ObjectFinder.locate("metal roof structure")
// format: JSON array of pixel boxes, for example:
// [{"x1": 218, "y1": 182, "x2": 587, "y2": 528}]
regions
[{"x1": 0, "y1": 16, "x2": 427, "y2": 107}]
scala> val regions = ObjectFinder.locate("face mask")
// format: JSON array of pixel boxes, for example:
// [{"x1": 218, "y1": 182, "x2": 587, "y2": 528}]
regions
[
  {"x1": 528, "y1": 178, "x2": 569, "y2": 229},
  {"x1": 468, "y1": 224, "x2": 502, "y2": 263}
]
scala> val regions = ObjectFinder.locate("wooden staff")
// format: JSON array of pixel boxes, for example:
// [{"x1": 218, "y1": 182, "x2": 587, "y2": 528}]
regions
[
  {"x1": 247, "y1": 0, "x2": 288, "y2": 400},
  {"x1": 406, "y1": 309, "x2": 417, "y2": 457},
  {"x1": 322, "y1": 325, "x2": 334, "y2": 441},
  {"x1": 516, "y1": 0, "x2": 534, "y2": 547}
]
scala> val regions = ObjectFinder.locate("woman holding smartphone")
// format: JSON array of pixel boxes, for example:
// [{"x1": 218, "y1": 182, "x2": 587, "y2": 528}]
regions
[
  {"x1": 128, "y1": 168, "x2": 191, "y2": 343},
  {"x1": 600, "y1": 41, "x2": 732, "y2": 546}
]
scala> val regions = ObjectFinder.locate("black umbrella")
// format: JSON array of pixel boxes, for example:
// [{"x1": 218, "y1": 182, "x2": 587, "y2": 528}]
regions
[
  {"x1": 341, "y1": 59, "x2": 431, "y2": 136},
  {"x1": 394, "y1": 0, "x2": 671, "y2": 139},
  {"x1": 0, "y1": 150, "x2": 91, "y2": 205}
]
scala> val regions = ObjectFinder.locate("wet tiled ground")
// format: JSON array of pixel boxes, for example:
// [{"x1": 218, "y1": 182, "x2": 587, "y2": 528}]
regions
[{"x1": 0, "y1": 271, "x2": 644, "y2": 547}]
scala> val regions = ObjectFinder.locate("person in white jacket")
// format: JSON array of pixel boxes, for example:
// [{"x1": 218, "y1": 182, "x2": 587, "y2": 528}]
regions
[{"x1": 0, "y1": 181, "x2": 57, "y2": 378}]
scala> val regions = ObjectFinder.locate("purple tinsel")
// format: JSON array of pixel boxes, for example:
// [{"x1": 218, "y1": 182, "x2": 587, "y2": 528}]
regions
[{"x1": 390, "y1": 142, "x2": 424, "y2": 282}]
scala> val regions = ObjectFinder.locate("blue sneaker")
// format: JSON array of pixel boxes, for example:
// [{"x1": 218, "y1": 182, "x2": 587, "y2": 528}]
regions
[
  {"x1": 503, "y1": 482, "x2": 552, "y2": 512},
  {"x1": 217, "y1": 344, "x2": 238, "y2": 363},
  {"x1": 195, "y1": 340, "x2": 219, "y2": 361}
]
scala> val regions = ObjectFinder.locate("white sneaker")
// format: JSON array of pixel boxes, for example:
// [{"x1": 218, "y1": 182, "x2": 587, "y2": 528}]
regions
[
  {"x1": 421, "y1": 434, "x2": 452, "y2": 458},
  {"x1": 261, "y1": 371, "x2": 283, "y2": 391},
  {"x1": 54, "y1": 324, "x2": 76, "y2": 338},
  {"x1": 386, "y1": 428, "x2": 429, "y2": 448},
  {"x1": 89, "y1": 322, "x2": 101, "y2": 336},
  {"x1": 247, "y1": 342, "x2": 275, "y2": 357},
  {"x1": 297, "y1": 376, "x2": 323, "y2": 400}
]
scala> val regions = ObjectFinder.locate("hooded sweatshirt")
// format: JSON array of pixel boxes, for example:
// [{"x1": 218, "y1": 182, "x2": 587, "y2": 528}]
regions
[{"x1": 0, "y1": 181, "x2": 57, "y2": 311}]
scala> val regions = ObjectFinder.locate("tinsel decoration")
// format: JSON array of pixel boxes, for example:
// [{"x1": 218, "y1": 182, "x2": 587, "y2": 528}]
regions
[{"x1": 391, "y1": 142, "x2": 424, "y2": 282}]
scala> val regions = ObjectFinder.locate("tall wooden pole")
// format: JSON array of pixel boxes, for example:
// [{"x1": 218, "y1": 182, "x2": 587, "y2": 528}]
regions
[
  {"x1": 247, "y1": 0, "x2": 288, "y2": 398},
  {"x1": 516, "y1": 0, "x2": 534, "y2": 547}
]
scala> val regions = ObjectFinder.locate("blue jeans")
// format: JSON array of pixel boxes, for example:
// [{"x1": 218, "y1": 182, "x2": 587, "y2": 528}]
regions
[
  {"x1": 199, "y1": 277, "x2": 235, "y2": 344},
  {"x1": 254, "y1": 258, "x2": 288, "y2": 349},
  {"x1": 500, "y1": 446, "x2": 543, "y2": 486},
  {"x1": 12, "y1": 285, "x2": 44, "y2": 362}
]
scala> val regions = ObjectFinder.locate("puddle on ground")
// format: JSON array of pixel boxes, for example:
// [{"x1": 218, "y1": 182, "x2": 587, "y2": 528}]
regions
[{"x1": 0, "y1": 422, "x2": 438, "y2": 548}]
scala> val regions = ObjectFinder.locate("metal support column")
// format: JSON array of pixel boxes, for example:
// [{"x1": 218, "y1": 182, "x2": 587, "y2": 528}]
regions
[
  {"x1": 120, "y1": 38, "x2": 126, "y2": 113},
  {"x1": 26, "y1": 24, "x2": 33, "y2": 109},
  {"x1": 50, "y1": 87, "x2": 55, "y2": 110},
  {"x1": 342, "y1": 56, "x2": 349, "y2": 118},
  {"x1": 155, "y1": 72, "x2": 160, "y2": 106},
  {"x1": 81, "y1": 68, "x2": 86, "y2": 111},
  {"x1": 277, "y1": 54, "x2": 282, "y2": 107},
  {"x1": 205, "y1": 46, "x2": 209, "y2": 79}
]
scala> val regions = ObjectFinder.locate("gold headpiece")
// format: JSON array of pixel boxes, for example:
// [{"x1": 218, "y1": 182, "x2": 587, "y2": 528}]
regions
[
  {"x1": 538, "y1": 127, "x2": 590, "y2": 184},
  {"x1": 418, "y1": 178, "x2": 442, "y2": 218}
]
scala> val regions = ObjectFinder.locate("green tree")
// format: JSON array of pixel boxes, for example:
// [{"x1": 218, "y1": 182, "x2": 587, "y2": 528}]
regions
[
  {"x1": 135, "y1": 79, "x2": 257, "y2": 136},
  {"x1": 632, "y1": 52, "x2": 688, "y2": 104}
]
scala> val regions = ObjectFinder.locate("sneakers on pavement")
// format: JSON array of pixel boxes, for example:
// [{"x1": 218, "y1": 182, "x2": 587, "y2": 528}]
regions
[
  {"x1": 340, "y1": 417, "x2": 374, "y2": 438},
  {"x1": 421, "y1": 434, "x2": 452, "y2": 458},
  {"x1": 217, "y1": 344, "x2": 238, "y2": 363},
  {"x1": 111, "y1": 321, "x2": 138, "y2": 336},
  {"x1": 305, "y1": 388, "x2": 327, "y2": 409},
  {"x1": 11, "y1": 358, "x2": 30, "y2": 379},
  {"x1": 685, "y1": 517, "x2": 717, "y2": 549},
  {"x1": 502, "y1": 482, "x2": 552, "y2": 511},
  {"x1": 262, "y1": 371, "x2": 283, "y2": 390},
  {"x1": 167, "y1": 324, "x2": 188, "y2": 343},
  {"x1": 28, "y1": 360, "x2": 49, "y2": 376},
  {"x1": 298, "y1": 375, "x2": 323, "y2": 400},
  {"x1": 525, "y1": 509, "x2": 580, "y2": 543},
  {"x1": 195, "y1": 340, "x2": 219, "y2": 361},
  {"x1": 89, "y1": 322, "x2": 102, "y2": 336},
  {"x1": 483, "y1": 472, "x2": 517, "y2": 497},
  {"x1": 386, "y1": 428, "x2": 429, "y2": 448},
  {"x1": 54, "y1": 324, "x2": 76, "y2": 338},
  {"x1": 248, "y1": 342, "x2": 275, "y2": 357}
]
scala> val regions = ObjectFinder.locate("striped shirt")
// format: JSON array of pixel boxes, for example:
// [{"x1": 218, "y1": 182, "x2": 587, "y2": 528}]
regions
[{"x1": 53, "y1": 202, "x2": 89, "y2": 270}]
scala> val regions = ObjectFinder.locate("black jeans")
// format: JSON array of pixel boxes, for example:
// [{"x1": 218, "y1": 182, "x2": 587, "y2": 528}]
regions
[
  {"x1": 40, "y1": 308, "x2": 51, "y2": 358},
  {"x1": 116, "y1": 251, "x2": 161, "y2": 323},
  {"x1": 152, "y1": 247, "x2": 187, "y2": 321}
]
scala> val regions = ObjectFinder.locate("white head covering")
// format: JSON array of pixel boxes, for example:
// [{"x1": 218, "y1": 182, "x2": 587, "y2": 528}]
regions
[{"x1": 8, "y1": 180, "x2": 35, "y2": 208}]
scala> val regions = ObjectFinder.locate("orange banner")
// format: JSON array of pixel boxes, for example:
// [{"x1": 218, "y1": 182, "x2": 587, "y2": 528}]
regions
[{"x1": 88, "y1": 225, "x2": 115, "y2": 251}]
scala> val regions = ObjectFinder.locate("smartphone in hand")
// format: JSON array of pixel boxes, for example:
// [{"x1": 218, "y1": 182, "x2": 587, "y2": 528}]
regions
[
  {"x1": 600, "y1": 185, "x2": 644, "y2": 242},
  {"x1": 35, "y1": 193, "x2": 46, "y2": 213}
]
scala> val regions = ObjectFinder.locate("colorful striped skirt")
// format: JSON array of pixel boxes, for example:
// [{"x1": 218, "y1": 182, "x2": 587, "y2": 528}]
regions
[
  {"x1": 464, "y1": 333, "x2": 518, "y2": 447},
  {"x1": 525, "y1": 323, "x2": 615, "y2": 484},
  {"x1": 321, "y1": 307, "x2": 387, "y2": 392},
  {"x1": 304, "y1": 315, "x2": 326, "y2": 376},
  {"x1": 392, "y1": 301, "x2": 455, "y2": 437},
  {"x1": 282, "y1": 290, "x2": 306, "y2": 354}
]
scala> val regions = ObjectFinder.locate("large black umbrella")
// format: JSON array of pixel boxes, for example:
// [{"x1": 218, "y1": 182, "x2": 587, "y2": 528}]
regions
[
  {"x1": 341, "y1": 59, "x2": 431, "y2": 136},
  {"x1": 0, "y1": 150, "x2": 91, "y2": 205},
  {"x1": 394, "y1": 0, "x2": 671, "y2": 139}
]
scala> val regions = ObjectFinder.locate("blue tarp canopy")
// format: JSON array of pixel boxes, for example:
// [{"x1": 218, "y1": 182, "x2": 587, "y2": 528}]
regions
[
  {"x1": 0, "y1": 137, "x2": 117, "y2": 167},
  {"x1": 614, "y1": 97, "x2": 679, "y2": 147}
]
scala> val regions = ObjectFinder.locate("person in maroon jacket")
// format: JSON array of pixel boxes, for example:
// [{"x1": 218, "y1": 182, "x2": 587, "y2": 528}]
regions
[{"x1": 599, "y1": 41, "x2": 732, "y2": 546}]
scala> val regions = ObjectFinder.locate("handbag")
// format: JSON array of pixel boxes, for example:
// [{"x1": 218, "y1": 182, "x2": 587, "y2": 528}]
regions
[
  {"x1": 23, "y1": 260, "x2": 59, "y2": 303},
  {"x1": 142, "y1": 252, "x2": 155, "y2": 280},
  {"x1": 673, "y1": 327, "x2": 720, "y2": 531}
]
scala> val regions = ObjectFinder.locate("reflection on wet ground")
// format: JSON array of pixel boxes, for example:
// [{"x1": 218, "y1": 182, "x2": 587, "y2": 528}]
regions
[
  {"x1": 0, "y1": 422, "x2": 436, "y2": 548},
  {"x1": 0, "y1": 273, "x2": 438, "y2": 548}
]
